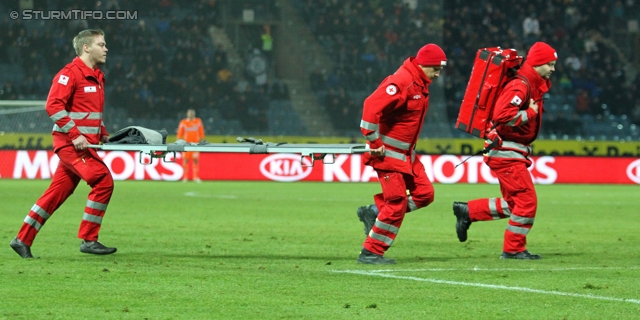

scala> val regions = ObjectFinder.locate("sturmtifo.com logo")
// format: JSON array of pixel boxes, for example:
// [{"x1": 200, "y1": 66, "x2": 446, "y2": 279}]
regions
[{"x1": 10, "y1": 10, "x2": 138, "y2": 20}]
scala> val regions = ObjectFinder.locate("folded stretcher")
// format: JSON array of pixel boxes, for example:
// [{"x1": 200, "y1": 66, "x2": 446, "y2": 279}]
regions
[{"x1": 89, "y1": 137, "x2": 369, "y2": 167}]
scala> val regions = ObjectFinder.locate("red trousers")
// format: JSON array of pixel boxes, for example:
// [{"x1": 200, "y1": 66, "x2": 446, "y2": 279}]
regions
[
  {"x1": 17, "y1": 146, "x2": 114, "y2": 246},
  {"x1": 467, "y1": 160, "x2": 537, "y2": 252},
  {"x1": 363, "y1": 159, "x2": 434, "y2": 255}
]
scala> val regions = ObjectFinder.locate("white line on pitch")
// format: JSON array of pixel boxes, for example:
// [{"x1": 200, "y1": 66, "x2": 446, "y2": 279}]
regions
[
  {"x1": 334, "y1": 270, "x2": 640, "y2": 305},
  {"x1": 349, "y1": 266, "x2": 639, "y2": 273}
]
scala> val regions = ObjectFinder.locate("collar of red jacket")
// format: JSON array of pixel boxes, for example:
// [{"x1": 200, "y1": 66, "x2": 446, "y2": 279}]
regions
[
  {"x1": 520, "y1": 61, "x2": 551, "y2": 93},
  {"x1": 406, "y1": 57, "x2": 431, "y2": 88},
  {"x1": 72, "y1": 56, "x2": 103, "y2": 79}
]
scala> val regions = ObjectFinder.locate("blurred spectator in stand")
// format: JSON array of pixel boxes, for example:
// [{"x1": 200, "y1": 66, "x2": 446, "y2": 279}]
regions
[
  {"x1": 631, "y1": 102, "x2": 640, "y2": 125},
  {"x1": 216, "y1": 66, "x2": 234, "y2": 93},
  {"x1": 129, "y1": 93, "x2": 148, "y2": 118},
  {"x1": 156, "y1": 16, "x2": 171, "y2": 35},
  {"x1": 559, "y1": 74, "x2": 573, "y2": 94},
  {"x1": 148, "y1": 41, "x2": 166, "y2": 65},
  {"x1": 217, "y1": 94, "x2": 237, "y2": 120},
  {"x1": 19, "y1": 0, "x2": 34, "y2": 11},
  {"x1": 309, "y1": 69, "x2": 326, "y2": 91},
  {"x1": 0, "y1": 82, "x2": 19, "y2": 100},
  {"x1": 261, "y1": 24, "x2": 273, "y2": 63},
  {"x1": 212, "y1": 48, "x2": 227, "y2": 73},
  {"x1": 109, "y1": 85, "x2": 127, "y2": 109},
  {"x1": 612, "y1": 0, "x2": 626, "y2": 29},
  {"x1": 125, "y1": 64, "x2": 138, "y2": 81},
  {"x1": 7, "y1": 40, "x2": 22, "y2": 65},
  {"x1": 104, "y1": 0, "x2": 120, "y2": 10},
  {"x1": 155, "y1": 95, "x2": 172, "y2": 116},
  {"x1": 158, "y1": 0, "x2": 173, "y2": 17},
  {"x1": 144, "y1": 96, "x2": 157, "y2": 118},
  {"x1": 187, "y1": 85, "x2": 207, "y2": 109},
  {"x1": 32, "y1": 73, "x2": 48, "y2": 97},
  {"x1": 183, "y1": 53, "x2": 198, "y2": 76},
  {"x1": 152, "y1": 74, "x2": 173, "y2": 99},
  {"x1": 523, "y1": 13, "x2": 541, "y2": 45},
  {"x1": 171, "y1": 80, "x2": 190, "y2": 110},
  {"x1": 171, "y1": 53, "x2": 187, "y2": 76},
  {"x1": 575, "y1": 89, "x2": 591, "y2": 114},
  {"x1": 107, "y1": 60, "x2": 127, "y2": 84},
  {"x1": 267, "y1": 79, "x2": 289, "y2": 100},
  {"x1": 138, "y1": 83, "x2": 153, "y2": 101},
  {"x1": 246, "y1": 48, "x2": 268, "y2": 87},
  {"x1": 20, "y1": 76, "x2": 36, "y2": 97},
  {"x1": 0, "y1": 39, "x2": 7, "y2": 62},
  {"x1": 564, "y1": 53, "x2": 582, "y2": 74},
  {"x1": 204, "y1": 87, "x2": 217, "y2": 109}
]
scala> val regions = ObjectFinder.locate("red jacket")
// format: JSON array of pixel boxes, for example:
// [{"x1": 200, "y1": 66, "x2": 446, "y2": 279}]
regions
[
  {"x1": 360, "y1": 57, "x2": 431, "y2": 174},
  {"x1": 46, "y1": 57, "x2": 107, "y2": 152},
  {"x1": 487, "y1": 61, "x2": 551, "y2": 165}
]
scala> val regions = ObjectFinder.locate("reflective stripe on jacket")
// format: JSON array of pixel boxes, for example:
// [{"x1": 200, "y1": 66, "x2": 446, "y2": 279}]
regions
[
  {"x1": 486, "y1": 62, "x2": 552, "y2": 166},
  {"x1": 47, "y1": 57, "x2": 107, "y2": 151},
  {"x1": 360, "y1": 57, "x2": 431, "y2": 174}
]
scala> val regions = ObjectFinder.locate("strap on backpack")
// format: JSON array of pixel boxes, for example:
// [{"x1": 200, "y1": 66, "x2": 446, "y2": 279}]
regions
[{"x1": 487, "y1": 74, "x2": 531, "y2": 132}]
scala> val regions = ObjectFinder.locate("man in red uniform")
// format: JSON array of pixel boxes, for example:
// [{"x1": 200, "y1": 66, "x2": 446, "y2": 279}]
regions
[
  {"x1": 453, "y1": 42, "x2": 558, "y2": 260},
  {"x1": 356, "y1": 44, "x2": 446, "y2": 264},
  {"x1": 177, "y1": 109, "x2": 205, "y2": 182},
  {"x1": 9, "y1": 29, "x2": 116, "y2": 258}
]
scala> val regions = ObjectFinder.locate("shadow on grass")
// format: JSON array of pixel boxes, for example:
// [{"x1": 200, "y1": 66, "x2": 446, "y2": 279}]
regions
[
  {"x1": 122, "y1": 252, "x2": 358, "y2": 262},
  {"x1": 111, "y1": 252, "x2": 463, "y2": 264},
  {"x1": 536, "y1": 252, "x2": 585, "y2": 258}
]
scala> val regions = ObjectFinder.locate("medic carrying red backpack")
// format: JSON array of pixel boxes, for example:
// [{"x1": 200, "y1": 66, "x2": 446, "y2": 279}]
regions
[{"x1": 455, "y1": 47, "x2": 527, "y2": 139}]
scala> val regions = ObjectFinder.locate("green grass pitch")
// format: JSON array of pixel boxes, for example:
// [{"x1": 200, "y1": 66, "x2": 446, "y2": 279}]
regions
[{"x1": 1, "y1": 180, "x2": 638, "y2": 319}]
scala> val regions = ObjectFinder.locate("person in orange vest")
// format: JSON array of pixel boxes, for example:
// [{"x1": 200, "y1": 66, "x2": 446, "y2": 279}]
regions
[{"x1": 177, "y1": 109, "x2": 205, "y2": 182}]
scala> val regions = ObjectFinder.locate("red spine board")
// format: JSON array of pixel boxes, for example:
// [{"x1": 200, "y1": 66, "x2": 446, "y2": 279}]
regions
[{"x1": 455, "y1": 47, "x2": 522, "y2": 138}]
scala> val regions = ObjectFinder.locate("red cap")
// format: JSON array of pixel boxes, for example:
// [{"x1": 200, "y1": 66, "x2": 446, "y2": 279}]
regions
[
  {"x1": 415, "y1": 44, "x2": 447, "y2": 67},
  {"x1": 526, "y1": 42, "x2": 558, "y2": 66}
]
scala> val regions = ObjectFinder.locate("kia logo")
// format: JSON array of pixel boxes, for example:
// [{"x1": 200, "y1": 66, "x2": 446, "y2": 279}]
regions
[
  {"x1": 626, "y1": 159, "x2": 640, "y2": 184},
  {"x1": 259, "y1": 154, "x2": 313, "y2": 182}
]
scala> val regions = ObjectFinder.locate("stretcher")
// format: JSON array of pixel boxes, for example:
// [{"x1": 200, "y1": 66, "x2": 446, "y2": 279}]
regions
[{"x1": 88, "y1": 137, "x2": 369, "y2": 167}]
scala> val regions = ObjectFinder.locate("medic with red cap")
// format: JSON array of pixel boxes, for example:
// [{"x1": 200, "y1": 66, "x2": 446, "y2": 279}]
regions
[
  {"x1": 355, "y1": 43, "x2": 447, "y2": 264},
  {"x1": 453, "y1": 42, "x2": 558, "y2": 260}
]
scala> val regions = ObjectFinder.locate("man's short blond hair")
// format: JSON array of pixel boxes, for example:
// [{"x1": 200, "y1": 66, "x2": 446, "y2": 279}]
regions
[{"x1": 72, "y1": 29, "x2": 105, "y2": 56}]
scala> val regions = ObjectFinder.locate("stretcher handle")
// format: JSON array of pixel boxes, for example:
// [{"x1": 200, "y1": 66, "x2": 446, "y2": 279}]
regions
[
  {"x1": 138, "y1": 150, "x2": 177, "y2": 165},
  {"x1": 300, "y1": 153, "x2": 336, "y2": 167}
]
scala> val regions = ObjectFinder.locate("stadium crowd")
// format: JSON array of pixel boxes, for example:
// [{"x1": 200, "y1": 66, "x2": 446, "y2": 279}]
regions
[
  {"x1": 295, "y1": 0, "x2": 640, "y2": 139},
  {"x1": 1, "y1": 0, "x2": 639, "y2": 138},
  {"x1": 0, "y1": 0, "x2": 289, "y2": 133}
]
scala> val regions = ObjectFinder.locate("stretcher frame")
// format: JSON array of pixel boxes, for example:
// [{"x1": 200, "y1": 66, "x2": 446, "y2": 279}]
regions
[{"x1": 88, "y1": 140, "x2": 369, "y2": 167}]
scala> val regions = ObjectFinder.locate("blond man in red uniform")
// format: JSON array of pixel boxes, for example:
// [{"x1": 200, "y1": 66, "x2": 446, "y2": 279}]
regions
[
  {"x1": 177, "y1": 109, "x2": 205, "y2": 182},
  {"x1": 356, "y1": 44, "x2": 447, "y2": 264},
  {"x1": 453, "y1": 42, "x2": 558, "y2": 260},
  {"x1": 10, "y1": 29, "x2": 116, "y2": 258}
]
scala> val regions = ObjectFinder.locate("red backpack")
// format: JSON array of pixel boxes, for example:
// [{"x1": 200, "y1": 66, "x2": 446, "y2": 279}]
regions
[{"x1": 455, "y1": 47, "x2": 528, "y2": 139}]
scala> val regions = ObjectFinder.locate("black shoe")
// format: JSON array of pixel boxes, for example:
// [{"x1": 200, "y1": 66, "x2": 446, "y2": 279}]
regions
[
  {"x1": 500, "y1": 250, "x2": 541, "y2": 260},
  {"x1": 80, "y1": 240, "x2": 117, "y2": 255},
  {"x1": 357, "y1": 248, "x2": 396, "y2": 265},
  {"x1": 357, "y1": 205, "x2": 377, "y2": 236},
  {"x1": 453, "y1": 201, "x2": 471, "y2": 242},
  {"x1": 10, "y1": 237, "x2": 33, "y2": 258}
]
